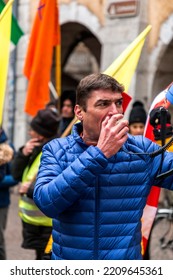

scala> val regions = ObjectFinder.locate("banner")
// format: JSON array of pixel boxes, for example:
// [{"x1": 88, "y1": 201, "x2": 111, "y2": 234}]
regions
[
  {"x1": 0, "y1": 0, "x2": 23, "y2": 46},
  {"x1": 23, "y1": 0, "x2": 60, "y2": 116},
  {"x1": 104, "y1": 25, "x2": 151, "y2": 111},
  {"x1": 142, "y1": 82, "x2": 173, "y2": 253},
  {"x1": 0, "y1": 0, "x2": 13, "y2": 125}
]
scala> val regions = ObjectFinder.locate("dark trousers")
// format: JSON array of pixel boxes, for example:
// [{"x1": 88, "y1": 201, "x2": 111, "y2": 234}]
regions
[{"x1": 0, "y1": 207, "x2": 8, "y2": 259}]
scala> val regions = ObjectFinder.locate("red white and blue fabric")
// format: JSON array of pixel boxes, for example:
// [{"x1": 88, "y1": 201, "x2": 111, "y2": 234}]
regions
[{"x1": 142, "y1": 82, "x2": 173, "y2": 253}]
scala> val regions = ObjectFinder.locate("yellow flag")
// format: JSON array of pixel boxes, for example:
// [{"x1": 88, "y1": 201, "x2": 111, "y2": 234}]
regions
[
  {"x1": 104, "y1": 25, "x2": 152, "y2": 92},
  {"x1": 0, "y1": 0, "x2": 13, "y2": 125}
]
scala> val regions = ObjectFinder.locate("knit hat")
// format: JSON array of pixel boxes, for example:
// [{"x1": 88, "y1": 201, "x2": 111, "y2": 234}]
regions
[
  {"x1": 129, "y1": 101, "x2": 147, "y2": 125},
  {"x1": 46, "y1": 98, "x2": 59, "y2": 114},
  {"x1": 30, "y1": 108, "x2": 60, "y2": 138}
]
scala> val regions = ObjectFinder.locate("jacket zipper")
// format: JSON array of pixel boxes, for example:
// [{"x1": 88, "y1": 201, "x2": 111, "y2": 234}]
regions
[{"x1": 94, "y1": 176, "x2": 99, "y2": 259}]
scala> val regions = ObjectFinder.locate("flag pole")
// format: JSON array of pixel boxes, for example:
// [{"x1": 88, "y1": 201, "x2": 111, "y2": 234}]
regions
[
  {"x1": 55, "y1": 44, "x2": 61, "y2": 98},
  {"x1": 60, "y1": 116, "x2": 78, "y2": 138},
  {"x1": 55, "y1": 0, "x2": 61, "y2": 96},
  {"x1": 48, "y1": 81, "x2": 59, "y2": 100}
]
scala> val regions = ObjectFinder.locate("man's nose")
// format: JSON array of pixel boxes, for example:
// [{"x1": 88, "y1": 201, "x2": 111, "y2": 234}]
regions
[{"x1": 110, "y1": 103, "x2": 119, "y2": 114}]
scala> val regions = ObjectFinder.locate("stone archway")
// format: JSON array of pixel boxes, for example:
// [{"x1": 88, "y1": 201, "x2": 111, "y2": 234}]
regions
[{"x1": 61, "y1": 22, "x2": 102, "y2": 91}]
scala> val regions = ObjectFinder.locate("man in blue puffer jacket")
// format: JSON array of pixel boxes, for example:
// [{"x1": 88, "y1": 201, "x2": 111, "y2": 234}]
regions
[{"x1": 34, "y1": 73, "x2": 173, "y2": 260}]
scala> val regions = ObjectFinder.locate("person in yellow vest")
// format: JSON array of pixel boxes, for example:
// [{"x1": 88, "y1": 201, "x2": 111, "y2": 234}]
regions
[{"x1": 11, "y1": 108, "x2": 60, "y2": 259}]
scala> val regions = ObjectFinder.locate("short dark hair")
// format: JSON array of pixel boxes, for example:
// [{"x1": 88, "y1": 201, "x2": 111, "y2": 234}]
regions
[
  {"x1": 61, "y1": 90, "x2": 76, "y2": 109},
  {"x1": 76, "y1": 73, "x2": 124, "y2": 111}
]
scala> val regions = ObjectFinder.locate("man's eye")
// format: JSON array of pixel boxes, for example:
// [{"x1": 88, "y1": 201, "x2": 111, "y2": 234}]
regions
[
  {"x1": 98, "y1": 102, "x2": 108, "y2": 107},
  {"x1": 116, "y1": 100, "x2": 123, "y2": 107}
]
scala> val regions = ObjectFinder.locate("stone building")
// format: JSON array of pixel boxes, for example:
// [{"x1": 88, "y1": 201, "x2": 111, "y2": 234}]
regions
[{"x1": 3, "y1": 0, "x2": 173, "y2": 148}]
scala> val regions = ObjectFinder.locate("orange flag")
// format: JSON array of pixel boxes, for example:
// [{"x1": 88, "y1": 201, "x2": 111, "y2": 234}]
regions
[{"x1": 23, "y1": 0, "x2": 60, "y2": 116}]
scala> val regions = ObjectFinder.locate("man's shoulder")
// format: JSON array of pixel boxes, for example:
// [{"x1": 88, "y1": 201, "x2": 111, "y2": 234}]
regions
[
  {"x1": 43, "y1": 135, "x2": 74, "y2": 152},
  {"x1": 126, "y1": 133, "x2": 158, "y2": 152},
  {"x1": 51, "y1": 135, "x2": 73, "y2": 144},
  {"x1": 128, "y1": 133, "x2": 152, "y2": 144}
]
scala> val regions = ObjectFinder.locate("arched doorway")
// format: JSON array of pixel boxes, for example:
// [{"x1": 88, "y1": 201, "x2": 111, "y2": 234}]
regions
[{"x1": 61, "y1": 22, "x2": 102, "y2": 91}]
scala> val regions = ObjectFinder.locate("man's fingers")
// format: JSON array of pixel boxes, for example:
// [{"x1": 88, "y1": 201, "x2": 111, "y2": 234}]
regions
[
  {"x1": 29, "y1": 138, "x2": 40, "y2": 143},
  {"x1": 118, "y1": 126, "x2": 129, "y2": 139},
  {"x1": 116, "y1": 120, "x2": 129, "y2": 133}
]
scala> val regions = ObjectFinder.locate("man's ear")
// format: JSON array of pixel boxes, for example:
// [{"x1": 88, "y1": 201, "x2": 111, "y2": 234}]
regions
[{"x1": 74, "y1": 105, "x2": 83, "y2": 121}]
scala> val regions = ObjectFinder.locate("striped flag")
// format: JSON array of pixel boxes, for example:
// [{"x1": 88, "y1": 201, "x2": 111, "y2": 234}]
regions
[
  {"x1": 0, "y1": 0, "x2": 13, "y2": 125},
  {"x1": 142, "y1": 82, "x2": 173, "y2": 253},
  {"x1": 0, "y1": 0, "x2": 24, "y2": 46}
]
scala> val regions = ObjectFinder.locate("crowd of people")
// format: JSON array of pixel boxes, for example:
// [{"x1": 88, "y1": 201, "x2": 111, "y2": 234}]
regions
[
  {"x1": 2, "y1": 73, "x2": 173, "y2": 260},
  {"x1": 0, "y1": 89, "x2": 76, "y2": 260}
]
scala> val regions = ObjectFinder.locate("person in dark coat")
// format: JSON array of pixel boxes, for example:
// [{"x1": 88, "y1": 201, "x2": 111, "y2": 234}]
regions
[
  {"x1": 0, "y1": 128, "x2": 16, "y2": 259},
  {"x1": 11, "y1": 108, "x2": 60, "y2": 259},
  {"x1": 0, "y1": 164, "x2": 5, "y2": 182},
  {"x1": 58, "y1": 90, "x2": 76, "y2": 136}
]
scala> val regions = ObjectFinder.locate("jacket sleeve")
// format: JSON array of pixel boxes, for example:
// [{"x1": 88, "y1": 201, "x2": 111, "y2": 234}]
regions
[
  {"x1": 0, "y1": 161, "x2": 19, "y2": 189},
  {"x1": 33, "y1": 141, "x2": 108, "y2": 218},
  {"x1": 153, "y1": 150, "x2": 173, "y2": 190},
  {"x1": 0, "y1": 175, "x2": 18, "y2": 189},
  {"x1": 11, "y1": 148, "x2": 30, "y2": 181}
]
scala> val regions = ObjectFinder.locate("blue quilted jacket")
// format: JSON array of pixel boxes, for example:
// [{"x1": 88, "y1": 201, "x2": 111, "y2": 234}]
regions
[{"x1": 34, "y1": 123, "x2": 173, "y2": 260}]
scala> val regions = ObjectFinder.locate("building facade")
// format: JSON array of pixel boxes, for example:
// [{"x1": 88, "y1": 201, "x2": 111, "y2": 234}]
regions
[{"x1": 3, "y1": 0, "x2": 173, "y2": 148}]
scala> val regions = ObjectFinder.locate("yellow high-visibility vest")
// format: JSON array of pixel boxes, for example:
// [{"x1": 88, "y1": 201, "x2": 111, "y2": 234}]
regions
[
  {"x1": 44, "y1": 234, "x2": 53, "y2": 254},
  {"x1": 19, "y1": 152, "x2": 52, "y2": 227}
]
